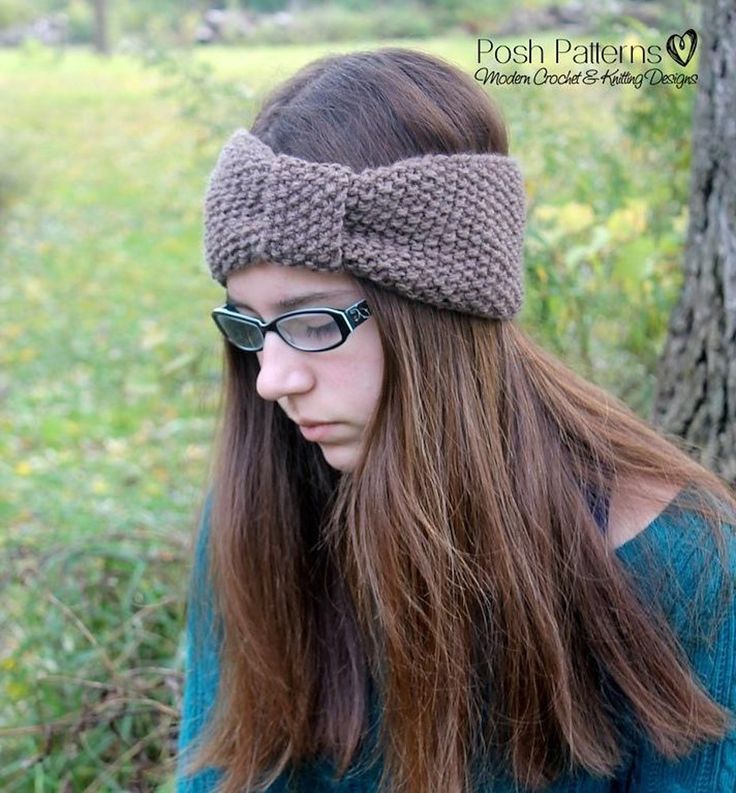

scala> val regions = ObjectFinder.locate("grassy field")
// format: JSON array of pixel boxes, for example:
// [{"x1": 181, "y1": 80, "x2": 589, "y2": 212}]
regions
[{"x1": 0, "y1": 34, "x2": 696, "y2": 790}]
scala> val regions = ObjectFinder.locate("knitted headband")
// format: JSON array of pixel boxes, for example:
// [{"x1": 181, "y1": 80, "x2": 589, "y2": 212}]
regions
[{"x1": 204, "y1": 129, "x2": 527, "y2": 320}]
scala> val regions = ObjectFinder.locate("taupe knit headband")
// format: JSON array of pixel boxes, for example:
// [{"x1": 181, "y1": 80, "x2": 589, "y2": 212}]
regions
[{"x1": 204, "y1": 129, "x2": 527, "y2": 320}]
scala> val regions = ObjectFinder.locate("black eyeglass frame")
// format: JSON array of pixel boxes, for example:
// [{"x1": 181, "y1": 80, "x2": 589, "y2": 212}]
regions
[{"x1": 211, "y1": 299, "x2": 373, "y2": 353}]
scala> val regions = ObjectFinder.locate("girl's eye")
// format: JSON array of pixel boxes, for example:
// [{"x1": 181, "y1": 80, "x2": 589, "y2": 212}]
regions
[{"x1": 306, "y1": 323, "x2": 335, "y2": 336}]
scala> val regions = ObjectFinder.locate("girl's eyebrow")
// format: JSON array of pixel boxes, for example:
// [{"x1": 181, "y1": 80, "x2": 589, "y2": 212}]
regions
[{"x1": 225, "y1": 289, "x2": 356, "y2": 312}]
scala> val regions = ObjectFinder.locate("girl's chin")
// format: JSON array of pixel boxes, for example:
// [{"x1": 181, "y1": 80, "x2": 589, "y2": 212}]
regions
[{"x1": 319, "y1": 443, "x2": 359, "y2": 473}]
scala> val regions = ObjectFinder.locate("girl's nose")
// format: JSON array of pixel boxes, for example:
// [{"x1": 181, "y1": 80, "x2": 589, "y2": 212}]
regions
[{"x1": 255, "y1": 331, "x2": 315, "y2": 402}]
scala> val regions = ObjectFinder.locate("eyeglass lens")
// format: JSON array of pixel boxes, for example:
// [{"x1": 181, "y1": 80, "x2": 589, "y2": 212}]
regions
[{"x1": 218, "y1": 312, "x2": 343, "y2": 351}]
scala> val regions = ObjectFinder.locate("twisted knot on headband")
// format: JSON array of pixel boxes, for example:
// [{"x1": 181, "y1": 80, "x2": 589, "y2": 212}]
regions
[{"x1": 204, "y1": 129, "x2": 527, "y2": 320}]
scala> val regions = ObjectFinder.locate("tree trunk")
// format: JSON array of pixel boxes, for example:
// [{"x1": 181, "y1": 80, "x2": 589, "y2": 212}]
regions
[
  {"x1": 650, "y1": 0, "x2": 736, "y2": 483},
  {"x1": 92, "y1": 0, "x2": 110, "y2": 55}
]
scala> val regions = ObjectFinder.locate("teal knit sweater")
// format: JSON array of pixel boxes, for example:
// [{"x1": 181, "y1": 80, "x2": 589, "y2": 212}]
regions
[{"x1": 176, "y1": 495, "x2": 736, "y2": 792}]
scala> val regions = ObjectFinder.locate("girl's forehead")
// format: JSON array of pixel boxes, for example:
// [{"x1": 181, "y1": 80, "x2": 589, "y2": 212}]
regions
[{"x1": 227, "y1": 262, "x2": 356, "y2": 293}]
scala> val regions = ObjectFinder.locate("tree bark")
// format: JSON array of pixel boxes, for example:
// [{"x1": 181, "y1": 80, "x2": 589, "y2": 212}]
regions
[
  {"x1": 651, "y1": 0, "x2": 736, "y2": 483},
  {"x1": 92, "y1": 0, "x2": 110, "y2": 55}
]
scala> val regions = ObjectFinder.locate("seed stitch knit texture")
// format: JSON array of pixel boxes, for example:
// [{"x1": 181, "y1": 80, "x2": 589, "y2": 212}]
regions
[{"x1": 203, "y1": 130, "x2": 527, "y2": 321}]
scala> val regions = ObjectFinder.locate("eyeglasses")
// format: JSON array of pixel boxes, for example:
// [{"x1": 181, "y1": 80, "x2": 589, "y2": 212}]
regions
[{"x1": 211, "y1": 299, "x2": 373, "y2": 353}]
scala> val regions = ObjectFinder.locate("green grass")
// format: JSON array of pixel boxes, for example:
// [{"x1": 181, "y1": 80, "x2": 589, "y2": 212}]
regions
[{"x1": 0, "y1": 34, "x2": 695, "y2": 789}]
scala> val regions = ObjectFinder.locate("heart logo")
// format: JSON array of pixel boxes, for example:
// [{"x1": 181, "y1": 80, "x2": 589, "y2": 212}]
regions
[{"x1": 666, "y1": 29, "x2": 698, "y2": 67}]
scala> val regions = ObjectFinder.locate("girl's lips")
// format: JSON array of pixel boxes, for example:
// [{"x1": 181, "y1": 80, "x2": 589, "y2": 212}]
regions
[{"x1": 299, "y1": 422, "x2": 340, "y2": 441}]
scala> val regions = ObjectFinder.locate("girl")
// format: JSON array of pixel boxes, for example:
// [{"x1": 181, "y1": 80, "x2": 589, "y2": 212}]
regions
[{"x1": 176, "y1": 47, "x2": 736, "y2": 793}]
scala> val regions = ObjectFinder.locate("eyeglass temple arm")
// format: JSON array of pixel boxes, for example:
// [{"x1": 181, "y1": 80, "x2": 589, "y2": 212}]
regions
[{"x1": 345, "y1": 302, "x2": 372, "y2": 329}]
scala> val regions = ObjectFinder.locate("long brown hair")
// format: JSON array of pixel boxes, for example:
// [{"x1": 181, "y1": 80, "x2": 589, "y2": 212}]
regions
[{"x1": 183, "y1": 47, "x2": 736, "y2": 792}]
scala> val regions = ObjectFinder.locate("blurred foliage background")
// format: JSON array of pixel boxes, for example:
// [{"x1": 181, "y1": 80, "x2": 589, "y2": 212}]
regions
[
  {"x1": 1, "y1": 1, "x2": 700, "y2": 790},
  {"x1": 0, "y1": 0, "x2": 695, "y2": 48}
]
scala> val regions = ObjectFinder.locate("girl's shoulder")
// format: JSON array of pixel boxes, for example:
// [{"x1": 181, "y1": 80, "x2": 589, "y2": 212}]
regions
[
  {"x1": 612, "y1": 483, "x2": 736, "y2": 571},
  {"x1": 606, "y1": 477, "x2": 683, "y2": 550},
  {"x1": 613, "y1": 486, "x2": 736, "y2": 649}
]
